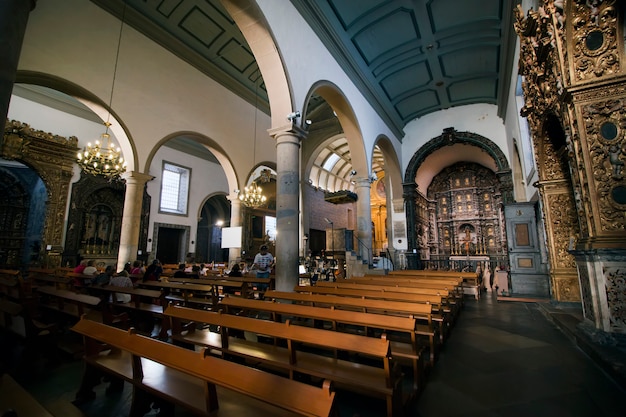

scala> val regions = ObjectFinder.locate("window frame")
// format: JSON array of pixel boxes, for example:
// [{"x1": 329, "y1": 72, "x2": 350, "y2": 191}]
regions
[{"x1": 158, "y1": 160, "x2": 191, "y2": 216}]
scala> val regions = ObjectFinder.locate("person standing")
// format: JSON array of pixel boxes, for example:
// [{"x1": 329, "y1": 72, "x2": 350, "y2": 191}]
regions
[{"x1": 252, "y1": 245, "x2": 274, "y2": 278}]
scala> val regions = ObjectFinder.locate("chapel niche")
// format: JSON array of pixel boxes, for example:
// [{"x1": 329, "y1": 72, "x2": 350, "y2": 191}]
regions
[{"x1": 426, "y1": 162, "x2": 507, "y2": 263}]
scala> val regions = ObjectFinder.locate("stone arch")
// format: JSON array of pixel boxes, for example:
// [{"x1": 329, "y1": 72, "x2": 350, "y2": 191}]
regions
[
  {"x1": 373, "y1": 135, "x2": 402, "y2": 200},
  {"x1": 403, "y1": 131, "x2": 513, "y2": 262},
  {"x1": 15, "y1": 70, "x2": 138, "y2": 172},
  {"x1": 404, "y1": 130, "x2": 511, "y2": 184},
  {"x1": 144, "y1": 131, "x2": 239, "y2": 200},
  {"x1": 302, "y1": 81, "x2": 368, "y2": 176},
  {"x1": 218, "y1": 0, "x2": 293, "y2": 130}
]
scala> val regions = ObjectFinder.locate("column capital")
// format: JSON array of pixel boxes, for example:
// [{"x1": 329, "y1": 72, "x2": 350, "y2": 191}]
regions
[
  {"x1": 121, "y1": 171, "x2": 154, "y2": 185},
  {"x1": 268, "y1": 123, "x2": 307, "y2": 143},
  {"x1": 354, "y1": 177, "x2": 372, "y2": 189}
]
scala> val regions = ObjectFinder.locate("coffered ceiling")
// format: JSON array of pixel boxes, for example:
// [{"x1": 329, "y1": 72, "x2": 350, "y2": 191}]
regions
[{"x1": 93, "y1": 0, "x2": 519, "y2": 137}]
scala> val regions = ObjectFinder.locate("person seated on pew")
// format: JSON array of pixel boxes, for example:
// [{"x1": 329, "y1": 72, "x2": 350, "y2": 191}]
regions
[
  {"x1": 227, "y1": 263, "x2": 242, "y2": 277},
  {"x1": 93, "y1": 265, "x2": 115, "y2": 286},
  {"x1": 173, "y1": 263, "x2": 187, "y2": 278},
  {"x1": 74, "y1": 259, "x2": 88, "y2": 274},
  {"x1": 143, "y1": 259, "x2": 163, "y2": 282},
  {"x1": 109, "y1": 270, "x2": 133, "y2": 303},
  {"x1": 83, "y1": 260, "x2": 98, "y2": 276},
  {"x1": 130, "y1": 260, "x2": 144, "y2": 275},
  {"x1": 199, "y1": 263, "x2": 208, "y2": 276}
]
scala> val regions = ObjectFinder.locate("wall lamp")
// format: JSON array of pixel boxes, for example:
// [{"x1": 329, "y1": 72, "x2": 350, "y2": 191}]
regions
[{"x1": 286, "y1": 111, "x2": 301, "y2": 121}]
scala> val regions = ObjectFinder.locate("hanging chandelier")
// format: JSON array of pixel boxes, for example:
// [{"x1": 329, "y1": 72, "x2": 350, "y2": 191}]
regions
[
  {"x1": 77, "y1": 122, "x2": 126, "y2": 178},
  {"x1": 238, "y1": 182, "x2": 267, "y2": 208},
  {"x1": 77, "y1": 3, "x2": 127, "y2": 180}
]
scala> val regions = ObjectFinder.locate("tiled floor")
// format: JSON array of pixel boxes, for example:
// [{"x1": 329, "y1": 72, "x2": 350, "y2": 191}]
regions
[{"x1": 2, "y1": 292, "x2": 625, "y2": 417}]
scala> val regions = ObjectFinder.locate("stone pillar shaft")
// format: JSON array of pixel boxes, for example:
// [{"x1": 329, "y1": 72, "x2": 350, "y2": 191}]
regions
[
  {"x1": 355, "y1": 177, "x2": 372, "y2": 265},
  {"x1": 117, "y1": 171, "x2": 153, "y2": 268},
  {"x1": 270, "y1": 125, "x2": 304, "y2": 292}
]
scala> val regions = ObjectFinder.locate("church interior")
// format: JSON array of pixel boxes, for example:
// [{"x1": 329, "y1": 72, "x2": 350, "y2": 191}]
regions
[{"x1": 1, "y1": 0, "x2": 625, "y2": 416}]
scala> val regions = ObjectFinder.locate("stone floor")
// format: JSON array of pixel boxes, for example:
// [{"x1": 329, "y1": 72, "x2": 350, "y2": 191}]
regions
[{"x1": 1, "y1": 291, "x2": 625, "y2": 417}]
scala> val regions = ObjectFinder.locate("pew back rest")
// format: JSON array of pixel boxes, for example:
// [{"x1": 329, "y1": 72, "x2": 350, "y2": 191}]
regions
[
  {"x1": 294, "y1": 285, "x2": 443, "y2": 304},
  {"x1": 263, "y1": 290, "x2": 434, "y2": 317},
  {"x1": 316, "y1": 281, "x2": 449, "y2": 296},
  {"x1": 71, "y1": 318, "x2": 335, "y2": 417},
  {"x1": 165, "y1": 304, "x2": 390, "y2": 359},
  {"x1": 219, "y1": 296, "x2": 416, "y2": 332}
]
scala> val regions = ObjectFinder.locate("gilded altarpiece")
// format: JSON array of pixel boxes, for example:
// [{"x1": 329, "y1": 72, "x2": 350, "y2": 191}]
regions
[
  {"x1": 2, "y1": 120, "x2": 77, "y2": 268},
  {"x1": 517, "y1": 1, "x2": 626, "y2": 333}
]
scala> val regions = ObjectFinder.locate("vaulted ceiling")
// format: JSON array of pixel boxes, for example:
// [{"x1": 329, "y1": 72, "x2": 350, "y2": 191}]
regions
[
  {"x1": 74, "y1": 1, "x2": 520, "y2": 189},
  {"x1": 93, "y1": 0, "x2": 519, "y2": 136}
]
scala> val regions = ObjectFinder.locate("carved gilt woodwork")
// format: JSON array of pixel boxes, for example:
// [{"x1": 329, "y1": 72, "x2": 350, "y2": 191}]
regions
[
  {"x1": 569, "y1": 0, "x2": 621, "y2": 83},
  {"x1": 2, "y1": 120, "x2": 77, "y2": 267}
]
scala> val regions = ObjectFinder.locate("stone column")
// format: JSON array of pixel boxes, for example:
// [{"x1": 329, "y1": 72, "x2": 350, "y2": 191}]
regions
[
  {"x1": 117, "y1": 171, "x2": 153, "y2": 268},
  {"x1": 269, "y1": 125, "x2": 305, "y2": 292},
  {"x1": 0, "y1": 0, "x2": 36, "y2": 136},
  {"x1": 354, "y1": 177, "x2": 373, "y2": 265},
  {"x1": 228, "y1": 195, "x2": 242, "y2": 264},
  {"x1": 403, "y1": 182, "x2": 419, "y2": 269}
]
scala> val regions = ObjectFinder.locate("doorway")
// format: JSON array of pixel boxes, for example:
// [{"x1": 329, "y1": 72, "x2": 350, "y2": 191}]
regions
[{"x1": 155, "y1": 226, "x2": 187, "y2": 264}]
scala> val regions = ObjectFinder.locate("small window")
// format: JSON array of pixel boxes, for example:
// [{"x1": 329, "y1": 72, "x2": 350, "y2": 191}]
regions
[{"x1": 159, "y1": 161, "x2": 190, "y2": 215}]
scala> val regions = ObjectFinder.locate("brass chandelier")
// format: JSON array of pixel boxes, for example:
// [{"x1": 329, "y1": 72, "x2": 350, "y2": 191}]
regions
[
  {"x1": 77, "y1": 2, "x2": 127, "y2": 179},
  {"x1": 77, "y1": 122, "x2": 126, "y2": 178},
  {"x1": 238, "y1": 182, "x2": 267, "y2": 208}
]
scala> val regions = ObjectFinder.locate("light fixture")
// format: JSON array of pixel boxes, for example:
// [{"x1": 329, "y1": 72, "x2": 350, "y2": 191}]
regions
[
  {"x1": 77, "y1": 3, "x2": 128, "y2": 180},
  {"x1": 237, "y1": 76, "x2": 267, "y2": 208},
  {"x1": 238, "y1": 182, "x2": 267, "y2": 208}
]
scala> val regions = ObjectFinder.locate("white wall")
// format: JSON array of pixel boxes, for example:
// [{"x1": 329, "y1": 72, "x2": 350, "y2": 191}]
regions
[{"x1": 145, "y1": 146, "x2": 229, "y2": 256}]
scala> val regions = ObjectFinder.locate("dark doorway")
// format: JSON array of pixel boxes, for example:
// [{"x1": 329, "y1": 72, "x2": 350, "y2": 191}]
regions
[
  {"x1": 308, "y1": 229, "x2": 326, "y2": 256},
  {"x1": 156, "y1": 227, "x2": 184, "y2": 264}
]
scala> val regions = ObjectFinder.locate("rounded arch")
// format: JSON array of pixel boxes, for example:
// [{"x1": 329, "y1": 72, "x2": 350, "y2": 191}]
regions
[
  {"x1": 218, "y1": 0, "x2": 294, "y2": 130},
  {"x1": 372, "y1": 134, "x2": 402, "y2": 200},
  {"x1": 404, "y1": 130, "x2": 511, "y2": 185},
  {"x1": 144, "y1": 131, "x2": 239, "y2": 199},
  {"x1": 196, "y1": 191, "x2": 230, "y2": 224},
  {"x1": 15, "y1": 70, "x2": 138, "y2": 172},
  {"x1": 302, "y1": 81, "x2": 368, "y2": 176}
]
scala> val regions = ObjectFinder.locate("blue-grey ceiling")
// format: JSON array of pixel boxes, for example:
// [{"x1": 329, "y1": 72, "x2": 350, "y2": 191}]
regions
[{"x1": 92, "y1": 0, "x2": 519, "y2": 139}]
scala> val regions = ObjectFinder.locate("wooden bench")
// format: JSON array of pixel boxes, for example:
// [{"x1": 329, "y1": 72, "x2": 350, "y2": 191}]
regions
[
  {"x1": 0, "y1": 374, "x2": 88, "y2": 417},
  {"x1": 389, "y1": 270, "x2": 480, "y2": 299},
  {"x1": 71, "y1": 318, "x2": 336, "y2": 417},
  {"x1": 264, "y1": 290, "x2": 440, "y2": 366},
  {"x1": 85, "y1": 285, "x2": 166, "y2": 336},
  {"x1": 27, "y1": 267, "x2": 73, "y2": 290},
  {"x1": 34, "y1": 286, "x2": 102, "y2": 320},
  {"x1": 219, "y1": 295, "x2": 425, "y2": 392},
  {"x1": 165, "y1": 304, "x2": 404, "y2": 416},
  {"x1": 138, "y1": 280, "x2": 215, "y2": 309},
  {"x1": 321, "y1": 279, "x2": 462, "y2": 319}
]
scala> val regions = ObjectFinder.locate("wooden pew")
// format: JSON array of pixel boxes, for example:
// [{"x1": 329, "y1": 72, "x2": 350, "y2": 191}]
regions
[
  {"x1": 319, "y1": 279, "x2": 462, "y2": 318},
  {"x1": 264, "y1": 290, "x2": 440, "y2": 365},
  {"x1": 138, "y1": 280, "x2": 215, "y2": 309},
  {"x1": 164, "y1": 304, "x2": 404, "y2": 417},
  {"x1": 389, "y1": 270, "x2": 480, "y2": 299},
  {"x1": 34, "y1": 286, "x2": 102, "y2": 320},
  {"x1": 0, "y1": 269, "x2": 29, "y2": 301},
  {"x1": 71, "y1": 318, "x2": 337, "y2": 417},
  {"x1": 27, "y1": 267, "x2": 73, "y2": 290},
  {"x1": 219, "y1": 295, "x2": 425, "y2": 392}
]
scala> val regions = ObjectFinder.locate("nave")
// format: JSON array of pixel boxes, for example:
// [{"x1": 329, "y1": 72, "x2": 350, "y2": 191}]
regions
[{"x1": 2, "y1": 293, "x2": 624, "y2": 417}]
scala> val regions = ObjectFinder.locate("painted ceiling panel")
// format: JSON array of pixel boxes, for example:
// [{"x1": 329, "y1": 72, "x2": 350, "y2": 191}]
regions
[
  {"x1": 328, "y1": 0, "x2": 390, "y2": 29},
  {"x1": 180, "y1": 7, "x2": 222, "y2": 47},
  {"x1": 352, "y1": 9, "x2": 419, "y2": 64},
  {"x1": 395, "y1": 89, "x2": 439, "y2": 119},
  {"x1": 427, "y1": 0, "x2": 501, "y2": 33},
  {"x1": 381, "y1": 61, "x2": 432, "y2": 100},
  {"x1": 439, "y1": 46, "x2": 500, "y2": 77},
  {"x1": 447, "y1": 78, "x2": 497, "y2": 102}
]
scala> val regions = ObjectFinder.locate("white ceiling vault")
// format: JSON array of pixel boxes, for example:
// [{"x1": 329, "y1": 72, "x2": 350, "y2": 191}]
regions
[{"x1": 84, "y1": 0, "x2": 518, "y2": 189}]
